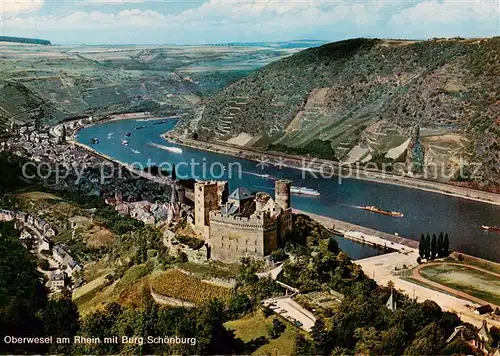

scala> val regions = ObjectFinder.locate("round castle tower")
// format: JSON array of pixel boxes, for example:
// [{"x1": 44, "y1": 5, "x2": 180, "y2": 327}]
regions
[{"x1": 275, "y1": 180, "x2": 291, "y2": 210}]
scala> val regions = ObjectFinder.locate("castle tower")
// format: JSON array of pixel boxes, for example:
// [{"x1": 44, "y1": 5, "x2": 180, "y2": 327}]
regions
[
  {"x1": 194, "y1": 181, "x2": 220, "y2": 236},
  {"x1": 61, "y1": 125, "x2": 66, "y2": 143},
  {"x1": 275, "y1": 180, "x2": 291, "y2": 210},
  {"x1": 275, "y1": 180, "x2": 292, "y2": 246},
  {"x1": 115, "y1": 190, "x2": 123, "y2": 204}
]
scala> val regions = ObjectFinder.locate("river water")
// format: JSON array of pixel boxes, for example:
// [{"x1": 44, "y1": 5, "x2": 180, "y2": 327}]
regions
[{"x1": 76, "y1": 118, "x2": 500, "y2": 262}]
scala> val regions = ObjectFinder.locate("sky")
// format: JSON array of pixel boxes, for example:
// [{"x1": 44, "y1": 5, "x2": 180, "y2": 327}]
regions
[{"x1": 0, "y1": 0, "x2": 499, "y2": 45}]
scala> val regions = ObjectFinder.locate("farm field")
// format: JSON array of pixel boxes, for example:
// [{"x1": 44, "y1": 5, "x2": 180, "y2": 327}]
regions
[
  {"x1": 417, "y1": 263, "x2": 500, "y2": 306},
  {"x1": 225, "y1": 310, "x2": 299, "y2": 356},
  {"x1": 150, "y1": 268, "x2": 232, "y2": 305}
]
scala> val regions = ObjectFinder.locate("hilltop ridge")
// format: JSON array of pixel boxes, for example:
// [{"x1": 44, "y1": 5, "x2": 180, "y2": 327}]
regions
[
  {"x1": 0, "y1": 36, "x2": 51, "y2": 45},
  {"x1": 177, "y1": 37, "x2": 500, "y2": 189}
]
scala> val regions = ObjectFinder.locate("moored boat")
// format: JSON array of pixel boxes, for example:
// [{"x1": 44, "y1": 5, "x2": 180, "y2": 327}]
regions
[
  {"x1": 135, "y1": 125, "x2": 147, "y2": 130},
  {"x1": 121, "y1": 139, "x2": 129, "y2": 146},
  {"x1": 361, "y1": 205, "x2": 404, "y2": 218},
  {"x1": 481, "y1": 225, "x2": 500, "y2": 233},
  {"x1": 90, "y1": 138, "x2": 99, "y2": 144}
]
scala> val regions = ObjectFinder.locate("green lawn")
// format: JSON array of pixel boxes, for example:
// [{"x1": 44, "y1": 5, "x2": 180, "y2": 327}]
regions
[
  {"x1": 18, "y1": 191, "x2": 61, "y2": 201},
  {"x1": 419, "y1": 264, "x2": 500, "y2": 306},
  {"x1": 225, "y1": 310, "x2": 300, "y2": 355}
]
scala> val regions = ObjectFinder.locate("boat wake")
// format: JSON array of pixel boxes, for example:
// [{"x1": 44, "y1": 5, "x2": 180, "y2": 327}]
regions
[
  {"x1": 107, "y1": 132, "x2": 114, "y2": 139},
  {"x1": 130, "y1": 148, "x2": 141, "y2": 154},
  {"x1": 148, "y1": 142, "x2": 183, "y2": 154},
  {"x1": 242, "y1": 171, "x2": 276, "y2": 180}
]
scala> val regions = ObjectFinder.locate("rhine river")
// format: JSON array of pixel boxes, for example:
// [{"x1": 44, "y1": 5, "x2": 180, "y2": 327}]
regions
[{"x1": 76, "y1": 118, "x2": 500, "y2": 262}]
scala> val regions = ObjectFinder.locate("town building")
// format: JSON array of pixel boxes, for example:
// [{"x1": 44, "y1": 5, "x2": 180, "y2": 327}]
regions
[
  {"x1": 195, "y1": 179, "x2": 293, "y2": 263},
  {"x1": 445, "y1": 321, "x2": 491, "y2": 352},
  {"x1": 49, "y1": 271, "x2": 67, "y2": 291},
  {"x1": 474, "y1": 304, "x2": 493, "y2": 315},
  {"x1": 0, "y1": 209, "x2": 15, "y2": 221}
]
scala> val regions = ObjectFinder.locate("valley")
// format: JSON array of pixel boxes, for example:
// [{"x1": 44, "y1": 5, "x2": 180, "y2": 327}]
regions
[{"x1": 176, "y1": 38, "x2": 500, "y2": 190}]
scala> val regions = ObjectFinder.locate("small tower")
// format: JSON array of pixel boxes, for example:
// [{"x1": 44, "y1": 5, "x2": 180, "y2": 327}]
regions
[
  {"x1": 275, "y1": 180, "x2": 291, "y2": 211},
  {"x1": 171, "y1": 163, "x2": 177, "y2": 181},
  {"x1": 386, "y1": 290, "x2": 397, "y2": 311},
  {"x1": 176, "y1": 184, "x2": 186, "y2": 205},
  {"x1": 34, "y1": 116, "x2": 41, "y2": 131}
]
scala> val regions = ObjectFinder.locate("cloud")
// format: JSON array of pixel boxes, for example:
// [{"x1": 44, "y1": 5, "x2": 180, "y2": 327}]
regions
[
  {"x1": 77, "y1": 0, "x2": 146, "y2": 5},
  {"x1": 388, "y1": 0, "x2": 499, "y2": 38},
  {"x1": 3, "y1": 0, "x2": 384, "y2": 30},
  {"x1": 1, "y1": 0, "x2": 44, "y2": 14},
  {"x1": 2, "y1": 0, "x2": 499, "y2": 43},
  {"x1": 389, "y1": 0, "x2": 499, "y2": 25}
]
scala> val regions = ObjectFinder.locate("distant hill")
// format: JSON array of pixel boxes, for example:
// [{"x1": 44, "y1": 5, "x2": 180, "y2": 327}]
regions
[
  {"x1": 204, "y1": 40, "x2": 326, "y2": 49},
  {"x1": 0, "y1": 36, "x2": 51, "y2": 45},
  {"x1": 178, "y1": 37, "x2": 500, "y2": 189}
]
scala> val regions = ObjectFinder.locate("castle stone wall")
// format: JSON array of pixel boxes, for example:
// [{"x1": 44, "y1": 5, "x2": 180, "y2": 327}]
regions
[{"x1": 209, "y1": 212, "x2": 278, "y2": 263}]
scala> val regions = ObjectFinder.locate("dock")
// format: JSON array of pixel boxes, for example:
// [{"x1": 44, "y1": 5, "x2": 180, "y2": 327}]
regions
[{"x1": 293, "y1": 209, "x2": 418, "y2": 253}]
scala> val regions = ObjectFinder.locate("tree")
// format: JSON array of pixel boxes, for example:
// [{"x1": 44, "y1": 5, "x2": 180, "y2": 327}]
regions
[
  {"x1": 268, "y1": 317, "x2": 286, "y2": 339},
  {"x1": 327, "y1": 237, "x2": 339, "y2": 254},
  {"x1": 431, "y1": 234, "x2": 437, "y2": 260},
  {"x1": 262, "y1": 307, "x2": 273, "y2": 318},
  {"x1": 0, "y1": 224, "x2": 79, "y2": 354},
  {"x1": 292, "y1": 333, "x2": 315, "y2": 355},
  {"x1": 419, "y1": 234, "x2": 426, "y2": 259},
  {"x1": 227, "y1": 294, "x2": 253, "y2": 319},
  {"x1": 440, "y1": 338, "x2": 474, "y2": 355},
  {"x1": 437, "y1": 232, "x2": 444, "y2": 257},
  {"x1": 443, "y1": 234, "x2": 450, "y2": 256},
  {"x1": 425, "y1": 234, "x2": 431, "y2": 260},
  {"x1": 311, "y1": 319, "x2": 331, "y2": 355},
  {"x1": 404, "y1": 322, "x2": 446, "y2": 355},
  {"x1": 38, "y1": 258, "x2": 50, "y2": 270},
  {"x1": 42, "y1": 294, "x2": 80, "y2": 354}
]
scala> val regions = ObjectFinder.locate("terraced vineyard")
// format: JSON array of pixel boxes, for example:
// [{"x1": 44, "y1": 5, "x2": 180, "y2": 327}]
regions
[{"x1": 151, "y1": 269, "x2": 232, "y2": 305}]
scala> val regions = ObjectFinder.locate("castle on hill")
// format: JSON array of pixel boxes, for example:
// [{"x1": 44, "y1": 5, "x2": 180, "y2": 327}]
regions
[{"x1": 194, "y1": 180, "x2": 293, "y2": 263}]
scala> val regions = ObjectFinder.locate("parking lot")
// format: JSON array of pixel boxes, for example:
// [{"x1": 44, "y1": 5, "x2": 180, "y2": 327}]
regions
[{"x1": 262, "y1": 296, "x2": 316, "y2": 332}]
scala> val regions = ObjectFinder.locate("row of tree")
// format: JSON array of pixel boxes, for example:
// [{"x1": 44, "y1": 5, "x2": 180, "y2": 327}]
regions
[{"x1": 419, "y1": 232, "x2": 450, "y2": 261}]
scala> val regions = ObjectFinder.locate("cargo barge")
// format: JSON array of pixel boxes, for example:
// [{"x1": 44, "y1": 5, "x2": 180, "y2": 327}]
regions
[{"x1": 361, "y1": 206, "x2": 404, "y2": 218}]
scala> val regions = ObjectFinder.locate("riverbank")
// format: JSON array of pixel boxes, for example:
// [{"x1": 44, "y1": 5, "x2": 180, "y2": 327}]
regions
[
  {"x1": 67, "y1": 132, "x2": 172, "y2": 186},
  {"x1": 164, "y1": 133, "x2": 500, "y2": 206},
  {"x1": 293, "y1": 209, "x2": 419, "y2": 253}
]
